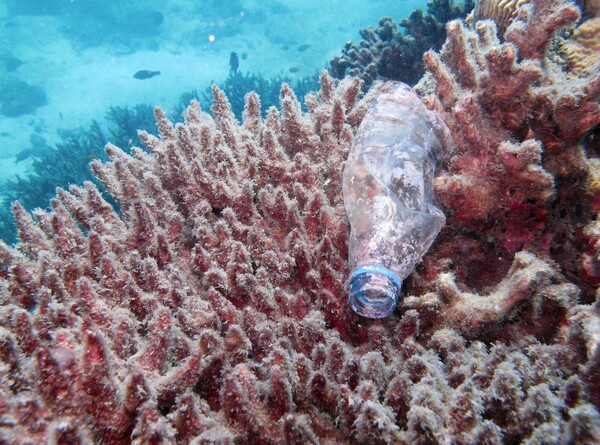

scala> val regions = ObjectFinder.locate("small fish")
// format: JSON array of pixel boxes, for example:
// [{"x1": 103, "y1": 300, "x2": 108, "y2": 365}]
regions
[
  {"x1": 288, "y1": 66, "x2": 301, "y2": 73},
  {"x1": 133, "y1": 70, "x2": 160, "y2": 80},
  {"x1": 229, "y1": 52, "x2": 239, "y2": 73},
  {"x1": 297, "y1": 44, "x2": 311, "y2": 52}
]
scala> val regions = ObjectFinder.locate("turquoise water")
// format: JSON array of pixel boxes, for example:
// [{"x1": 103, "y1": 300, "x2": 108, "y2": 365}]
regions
[{"x1": 0, "y1": 0, "x2": 429, "y2": 242}]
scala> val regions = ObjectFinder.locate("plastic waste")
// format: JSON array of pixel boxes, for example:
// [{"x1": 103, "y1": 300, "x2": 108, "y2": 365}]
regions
[{"x1": 342, "y1": 81, "x2": 453, "y2": 318}]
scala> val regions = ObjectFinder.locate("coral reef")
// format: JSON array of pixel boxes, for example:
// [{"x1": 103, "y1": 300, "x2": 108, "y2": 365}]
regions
[
  {"x1": 328, "y1": 0, "x2": 474, "y2": 90},
  {"x1": 106, "y1": 104, "x2": 158, "y2": 150},
  {"x1": 1, "y1": 0, "x2": 600, "y2": 443},
  {"x1": 0, "y1": 122, "x2": 111, "y2": 245},
  {"x1": 0, "y1": 71, "x2": 318, "y2": 245},
  {"x1": 0, "y1": 105, "x2": 159, "y2": 245},
  {"x1": 471, "y1": 0, "x2": 531, "y2": 35}
]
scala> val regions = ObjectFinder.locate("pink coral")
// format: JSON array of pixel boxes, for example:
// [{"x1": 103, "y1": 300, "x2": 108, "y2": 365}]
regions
[{"x1": 1, "y1": 1, "x2": 600, "y2": 443}]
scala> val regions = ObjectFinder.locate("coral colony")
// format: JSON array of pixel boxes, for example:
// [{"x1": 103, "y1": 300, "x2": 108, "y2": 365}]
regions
[{"x1": 1, "y1": 0, "x2": 600, "y2": 443}]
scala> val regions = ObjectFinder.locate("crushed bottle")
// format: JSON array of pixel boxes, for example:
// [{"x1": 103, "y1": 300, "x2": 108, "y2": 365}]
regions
[{"x1": 342, "y1": 81, "x2": 454, "y2": 318}]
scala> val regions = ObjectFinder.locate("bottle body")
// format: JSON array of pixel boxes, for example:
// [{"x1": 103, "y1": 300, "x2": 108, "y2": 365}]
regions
[{"x1": 342, "y1": 82, "x2": 452, "y2": 318}]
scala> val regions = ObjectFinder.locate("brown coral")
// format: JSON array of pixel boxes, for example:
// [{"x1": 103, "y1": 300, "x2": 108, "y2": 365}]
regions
[
  {"x1": 504, "y1": 0, "x2": 581, "y2": 60},
  {"x1": 560, "y1": 17, "x2": 600, "y2": 77},
  {"x1": 471, "y1": 0, "x2": 532, "y2": 35}
]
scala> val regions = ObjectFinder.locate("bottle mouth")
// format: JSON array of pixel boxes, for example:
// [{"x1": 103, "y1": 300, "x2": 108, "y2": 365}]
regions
[{"x1": 348, "y1": 266, "x2": 402, "y2": 318}]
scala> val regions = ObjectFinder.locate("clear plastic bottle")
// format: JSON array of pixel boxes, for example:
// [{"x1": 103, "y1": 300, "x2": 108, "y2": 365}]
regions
[{"x1": 342, "y1": 82, "x2": 453, "y2": 318}]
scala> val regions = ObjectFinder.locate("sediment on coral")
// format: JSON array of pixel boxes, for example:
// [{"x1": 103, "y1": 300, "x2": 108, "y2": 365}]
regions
[{"x1": 1, "y1": 1, "x2": 600, "y2": 442}]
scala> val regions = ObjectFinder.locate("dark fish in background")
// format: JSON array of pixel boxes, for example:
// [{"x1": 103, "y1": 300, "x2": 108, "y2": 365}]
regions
[
  {"x1": 5, "y1": 55, "x2": 23, "y2": 72},
  {"x1": 297, "y1": 44, "x2": 310, "y2": 52},
  {"x1": 133, "y1": 70, "x2": 160, "y2": 80},
  {"x1": 14, "y1": 148, "x2": 34, "y2": 163},
  {"x1": 14, "y1": 133, "x2": 53, "y2": 163},
  {"x1": 229, "y1": 51, "x2": 239, "y2": 73}
]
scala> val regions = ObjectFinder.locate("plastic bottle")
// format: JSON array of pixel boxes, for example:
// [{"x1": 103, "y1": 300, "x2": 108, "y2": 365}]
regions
[{"x1": 342, "y1": 82, "x2": 453, "y2": 318}]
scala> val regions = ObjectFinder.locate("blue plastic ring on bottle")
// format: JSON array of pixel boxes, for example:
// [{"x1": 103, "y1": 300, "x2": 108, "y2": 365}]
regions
[{"x1": 350, "y1": 265, "x2": 402, "y2": 288}]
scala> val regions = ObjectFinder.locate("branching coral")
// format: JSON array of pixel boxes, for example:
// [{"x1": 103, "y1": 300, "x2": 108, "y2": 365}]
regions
[
  {"x1": 1, "y1": 0, "x2": 600, "y2": 442},
  {"x1": 416, "y1": 0, "x2": 600, "y2": 303},
  {"x1": 0, "y1": 74, "x2": 368, "y2": 442},
  {"x1": 198, "y1": 71, "x2": 320, "y2": 121},
  {"x1": 504, "y1": 0, "x2": 581, "y2": 60}
]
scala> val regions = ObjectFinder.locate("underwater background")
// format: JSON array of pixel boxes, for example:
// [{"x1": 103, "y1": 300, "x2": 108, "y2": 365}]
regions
[{"x1": 0, "y1": 0, "x2": 432, "y2": 243}]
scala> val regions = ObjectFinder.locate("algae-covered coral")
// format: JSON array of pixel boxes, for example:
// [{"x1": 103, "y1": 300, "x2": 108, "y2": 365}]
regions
[{"x1": 0, "y1": 0, "x2": 599, "y2": 443}]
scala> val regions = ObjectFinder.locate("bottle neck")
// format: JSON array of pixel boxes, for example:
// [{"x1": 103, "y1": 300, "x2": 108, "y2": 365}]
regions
[{"x1": 348, "y1": 265, "x2": 401, "y2": 318}]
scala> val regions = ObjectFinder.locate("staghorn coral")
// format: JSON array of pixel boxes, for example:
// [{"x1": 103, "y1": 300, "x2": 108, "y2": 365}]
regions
[
  {"x1": 198, "y1": 71, "x2": 320, "y2": 121},
  {"x1": 0, "y1": 121, "x2": 112, "y2": 245},
  {"x1": 0, "y1": 71, "x2": 599, "y2": 443},
  {"x1": 1, "y1": 3, "x2": 600, "y2": 444}
]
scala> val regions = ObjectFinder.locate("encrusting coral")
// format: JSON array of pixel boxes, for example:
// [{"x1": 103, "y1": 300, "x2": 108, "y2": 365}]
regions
[
  {"x1": 559, "y1": 16, "x2": 600, "y2": 77},
  {"x1": 470, "y1": 0, "x2": 531, "y2": 35},
  {"x1": 1, "y1": 0, "x2": 600, "y2": 443}
]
